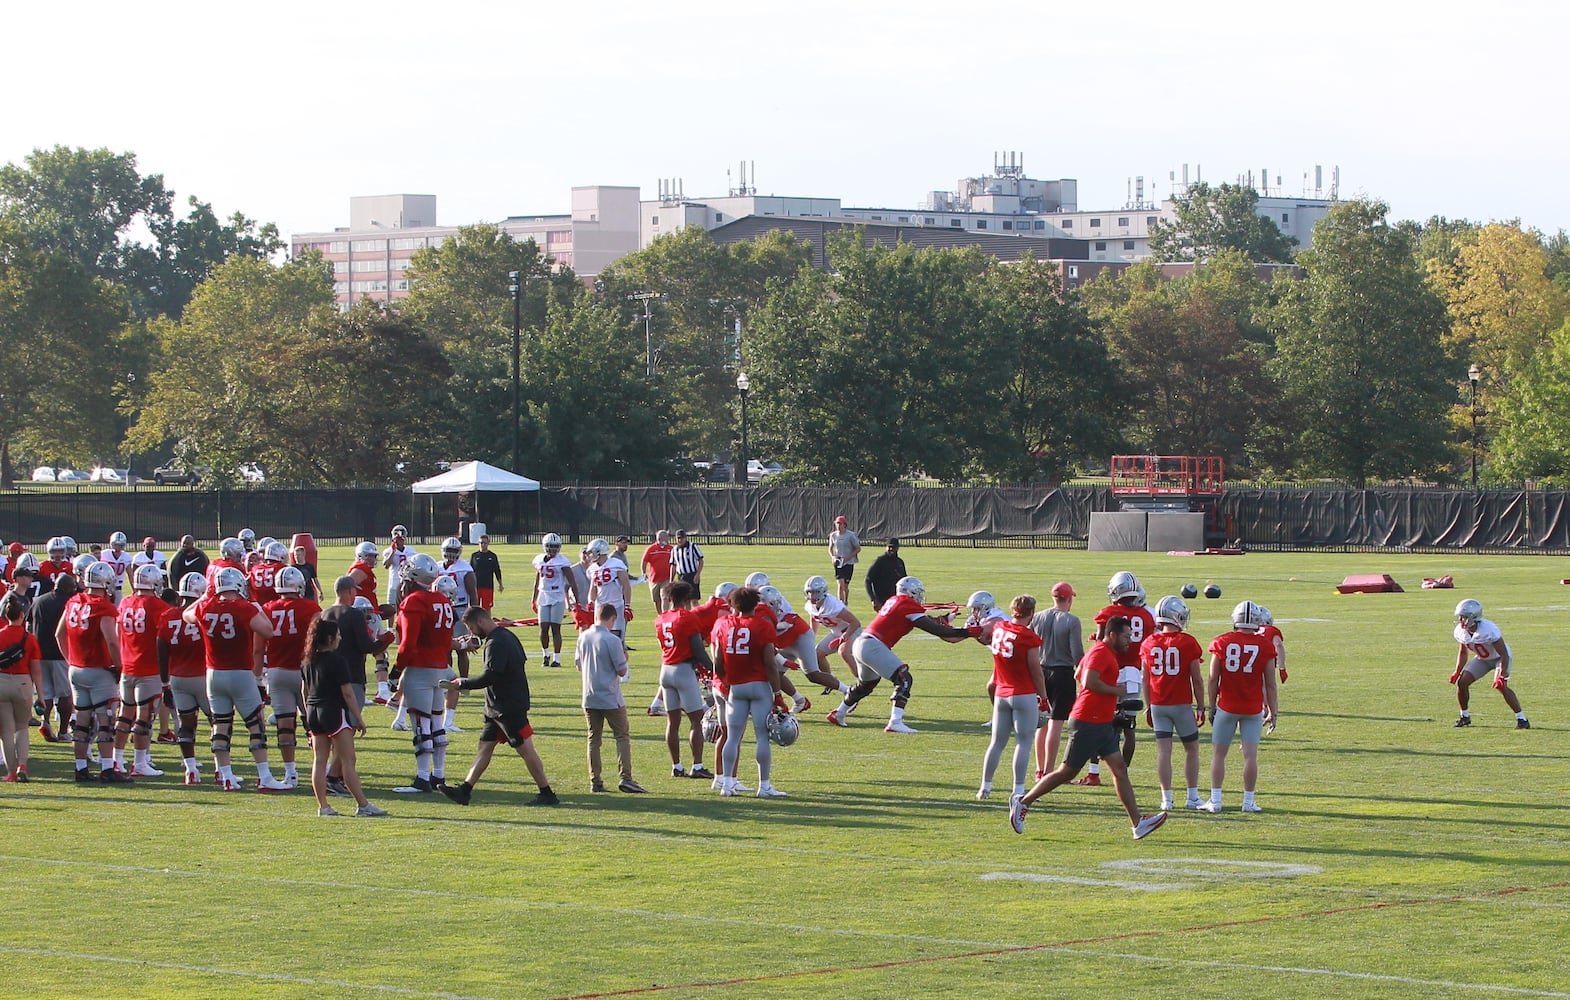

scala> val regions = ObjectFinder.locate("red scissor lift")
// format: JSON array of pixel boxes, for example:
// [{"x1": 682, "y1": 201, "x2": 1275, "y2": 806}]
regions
[{"x1": 1110, "y1": 455, "x2": 1230, "y2": 547}]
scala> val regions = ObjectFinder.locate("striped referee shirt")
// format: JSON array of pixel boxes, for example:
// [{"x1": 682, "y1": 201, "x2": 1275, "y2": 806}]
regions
[{"x1": 671, "y1": 540, "x2": 703, "y2": 578}]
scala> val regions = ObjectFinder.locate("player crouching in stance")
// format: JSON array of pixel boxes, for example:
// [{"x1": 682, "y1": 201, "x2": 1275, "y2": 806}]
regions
[
  {"x1": 1008, "y1": 616, "x2": 1167, "y2": 841},
  {"x1": 1197, "y1": 601, "x2": 1279, "y2": 814},
  {"x1": 827, "y1": 577, "x2": 976, "y2": 734},
  {"x1": 712, "y1": 586, "x2": 789, "y2": 798},
  {"x1": 654, "y1": 582, "x2": 717, "y2": 780},
  {"x1": 801, "y1": 575, "x2": 856, "y2": 697},
  {"x1": 1451, "y1": 599, "x2": 1529, "y2": 729},
  {"x1": 977, "y1": 595, "x2": 1046, "y2": 801},
  {"x1": 438, "y1": 607, "x2": 560, "y2": 807},
  {"x1": 1140, "y1": 596, "x2": 1207, "y2": 811}
]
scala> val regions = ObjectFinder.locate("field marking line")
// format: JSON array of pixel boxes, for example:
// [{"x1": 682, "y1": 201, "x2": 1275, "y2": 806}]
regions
[
  {"x1": 543, "y1": 879, "x2": 1570, "y2": 1000},
  {"x1": 0, "y1": 854, "x2": 1027, "y2": 952},
  {"x1": 0, "y1": 945, "x2": 499, "y2": 1000}
]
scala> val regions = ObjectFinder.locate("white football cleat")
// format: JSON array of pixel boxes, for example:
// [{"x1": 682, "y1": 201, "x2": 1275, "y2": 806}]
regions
[
  {"x1": 1132, "y1": 812, "x2": 1169, "y2": 840},
  {"x1": 130, "y1": 763, "x2": 164, "y2": 778},
  {"x1": 183, "y1": 770, "x2": 201, "y2": 786},
  {"x1": 1196, "y1": 800, "x2": 1222, "y2": 813},
  {"x1": 390, "y1": 719, "x2": 409, "y2": 732},
  {"x1": 731, "y1": 778, "x2": 753, "y2": 793},
  {"x1": 255, "y1": 775, "x2": 291, "y2": 792},
  {"x1": 1185, "y1": 797, "x2": 1204, "y2": 810},
  {"x1": 719, "y1": 778, "x2": 737, "y2": 797},
  {"x1": 1008, "y1": 793, "x2": 1027, "y2": 834},
  {"x1": 884, "y1": 720, "x2": 919, "y2": 734},
  {"x1": 219, "y1": 775, "x2": 244, "y2": 792},
  {"x1": 976, "y1": 784, "x2": 992, "y2": 801},
  {"x1": 1241, "y1": 801, "x2": 1263, "y2": 813},
  {"x1": 756, "y1": 783, "x2": 788, "y2": 799},
  {"x1": 826, "y1": 710, "x2": 849, "y2": 728}
]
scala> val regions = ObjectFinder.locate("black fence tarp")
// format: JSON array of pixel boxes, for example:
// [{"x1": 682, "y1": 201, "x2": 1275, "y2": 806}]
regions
[{"x1": 5, "y1": 484, "x2": 1570, "y2": 551}]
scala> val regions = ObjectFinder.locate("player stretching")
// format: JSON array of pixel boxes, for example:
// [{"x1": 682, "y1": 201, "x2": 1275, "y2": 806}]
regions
[
  {"x1": 827, "y1": 576, "x2": 975, "y2": 734},
  {"x1": 1451, "y1": 599, "x2": 1529, "y2": 729}
]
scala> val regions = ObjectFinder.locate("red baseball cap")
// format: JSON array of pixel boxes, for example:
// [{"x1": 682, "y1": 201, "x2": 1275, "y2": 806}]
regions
[
  {"x1": 7, "y1": 542, "x2": 24, "y2": 556},
  {"x1": 1051, "y1": 581, "x2": 1076, "y2": 598},
  {"x1": 834, "y1": 515, "x2": 848, "y2": 524}
]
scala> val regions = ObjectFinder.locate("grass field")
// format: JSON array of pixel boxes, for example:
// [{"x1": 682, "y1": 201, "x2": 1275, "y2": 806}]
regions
[{"x1": 5, "y1": 543, "x2": 1568, "y2": 999}]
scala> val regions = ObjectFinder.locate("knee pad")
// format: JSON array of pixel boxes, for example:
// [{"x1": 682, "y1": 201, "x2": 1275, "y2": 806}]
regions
[
  {"x1": 891, "y1": 665, "x2": 913, "y2": 703},
  {"x1": 242, "y1": 706, "x2": 267, "y2": 734},
  {"x1": 211, "y1": 713, "x2": 235, "y2": 754},
  {"x1": 176, "y1": 720, "x2": 197, "y2": 743},
  {"x1": 95, "y1": 710, "x2": 116, "y2": 742},
  {"x1": 131, "y1": 719, "x2": 152, "y2": 739},
  {"x1": 275, "y1": 712, "x2": 297, "y2": 749},
  {"x1": 1178, "y1": 731, "x2": 1201, "y2": 745}
]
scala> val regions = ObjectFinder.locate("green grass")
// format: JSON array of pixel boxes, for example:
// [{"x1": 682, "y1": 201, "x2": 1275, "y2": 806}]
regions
[{"x1": 5, "y1": 544, "x2": 1568, "y2": 999}]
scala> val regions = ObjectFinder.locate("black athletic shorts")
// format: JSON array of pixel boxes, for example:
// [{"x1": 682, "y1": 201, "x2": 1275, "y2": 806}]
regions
[
  {"x1": 481, "y1": 714, "x2": 533, "y2": 748},
  {"x1": 1042, "y1": 665, "x2": 1076, "y2": 722},
  {"x1": 834, "y1": 563, "x2": 854, "y2": 582},
  {"x1": 1063, "y1": 720, "x2": 1121, "y2": 771}
]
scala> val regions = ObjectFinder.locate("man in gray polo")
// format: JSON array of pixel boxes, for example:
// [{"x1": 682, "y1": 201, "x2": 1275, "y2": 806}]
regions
[{"x1": 576, "y1": 603, "x2": 646, "y2": 793}]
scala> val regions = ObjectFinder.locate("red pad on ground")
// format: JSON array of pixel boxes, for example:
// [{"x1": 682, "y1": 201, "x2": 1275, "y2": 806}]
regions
[{"x1": 1337, "y1": 574, "x2": 1404, "y2": 594}]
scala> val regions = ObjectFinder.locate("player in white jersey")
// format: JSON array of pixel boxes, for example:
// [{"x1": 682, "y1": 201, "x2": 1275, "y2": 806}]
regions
[
  {"x1": 531, "y1": 533, "x2": 580, "y2": 668},
  {"x1": 381, "y1": 526, "x2": 417, "y2": 613},
  {"x1": 438, "y1": 537, "x2": 478, "y2": 731},
  {"x1": 128, "y1": 536, "x2": 167, "y2": 587},
  {"x1": 586, "y1": 539, "x2": 630, "y2": 645},
  {"x1": 1450, "y1": 599, "x2": 1529, "y2": 729},
  {"x1": 101, "y1": 532, "x2": 135, "y2": 604},
  {"x1": 800, "y1": 576, "x2": 856, "y2": 696}
]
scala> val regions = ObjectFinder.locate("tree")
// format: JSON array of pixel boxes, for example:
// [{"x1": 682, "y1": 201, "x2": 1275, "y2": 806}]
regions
[
  {"x1": 1148, "y1": 182, "x2": 1298, "y2": 263},
  {"x1": 1268, "y1": 199, "x2": 1456, "y2": 486}
]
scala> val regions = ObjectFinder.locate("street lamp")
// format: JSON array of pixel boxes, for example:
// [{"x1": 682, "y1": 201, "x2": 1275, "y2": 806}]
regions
[
  {"x1": 736, "y1": 371, "x2": 750, "y2": 488},
  {"x1": 628, "y1": 291, "x2": 661, "y2": 378},
  {"x1": 1468, "y1": 363, "x2": 1481, "y2": 490},
  {"x1": 509, "y1": 271, "x2": 523, "y2": 538}
]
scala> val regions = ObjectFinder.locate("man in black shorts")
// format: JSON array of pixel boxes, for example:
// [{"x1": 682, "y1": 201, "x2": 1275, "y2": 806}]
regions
[
  {"x1": 438, "y1": 607, "x2": 559, "y2": 806},
  {"x1": 1029, "y1": 581, "x2": 1082, "y2": 777}
]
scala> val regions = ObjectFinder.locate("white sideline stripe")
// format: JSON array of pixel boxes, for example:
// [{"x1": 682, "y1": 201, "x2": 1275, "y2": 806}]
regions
[
  {"x1": 0, "y1": 946, "x2": 497, "y2": 1000},
  {"x1": 1041, "y1": 947, "x2": 1570, "y2": 997},
  {"x1": 0, "y1": 855, "x2": 1026, "y2": 951},
  {"x1": 979, "y1": 872, "x2": 1174, "y2": 892}
]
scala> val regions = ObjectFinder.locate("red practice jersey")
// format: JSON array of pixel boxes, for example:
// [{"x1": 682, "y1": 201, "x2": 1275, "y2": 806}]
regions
[
  {"x1": 712, "y1": 611, "x2": 777, "y2": 687},
  {"x1": 248, "y1": 561, "x2": 285, "y2": 608},
  {"x1": 865, "y1": 594, "x2": 929, "y2": 648},
  {"x1": 396, "y1": 590, "x2": 454, "y2": 669},
  {"x1": 1140, "y1": 631, "x2": 1205, "y2": 706},
  {"x1": 264, "y1": 596, "x2": 321, "y2": 670},
  {"x1": 1209, "y1": 629, "x2": 1276, "y2": 716},
  {"x1": 350, "y1": 560, "x2": 378, "y2": 607},
  {"x1": 1095, "y1": 604, "x2": 1156, "y2": 668},
  {"x1": 990, "y1": 621, "x2": 1044, "y2": 698},
  {"x1": 62, "y1": 592, "x2": 117, "y2": 668},
  {"x1": 193, "y1": 594, "x2": 265, "y2": 671},
  {"x1": 118, "y1": 594, "x2": 173, "y2": 677},
  {"x1": 165, "y1": 609, "x2": 207, "y2": 678},
  {"x1": 656, "y1": 608, "x2": 704, "y2": 666},
  {"x1": 1072, "y1": 639, "x2": 1121, "y2": 724}
]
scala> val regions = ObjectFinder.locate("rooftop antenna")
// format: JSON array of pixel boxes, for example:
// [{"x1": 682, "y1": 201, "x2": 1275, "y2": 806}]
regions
[
  {"x1": 1314, "y1": 165, "x2": 1323, "y2": 198},
  {"x1": 1330, "y1": 165, "x2": 1340, "y2": 200}
]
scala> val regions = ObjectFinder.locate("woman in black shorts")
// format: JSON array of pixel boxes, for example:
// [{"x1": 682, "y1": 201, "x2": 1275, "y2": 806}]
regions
[{"x1": 302, "y1": 617, "x2": 386, "y2": 818}]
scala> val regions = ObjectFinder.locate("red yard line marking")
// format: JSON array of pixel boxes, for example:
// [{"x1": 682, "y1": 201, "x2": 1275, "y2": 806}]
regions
[{"x1": 548, "y1": 880, "x2": 1570, "y2": 999}]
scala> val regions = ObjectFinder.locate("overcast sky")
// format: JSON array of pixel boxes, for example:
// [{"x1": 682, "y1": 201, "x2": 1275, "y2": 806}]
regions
[{"x1": 8, "y1": 0, "x2": 1567, "y2": 240}]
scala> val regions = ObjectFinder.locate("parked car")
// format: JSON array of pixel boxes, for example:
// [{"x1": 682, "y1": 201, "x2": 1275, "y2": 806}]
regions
[
  {"x1": 31, "y1": 466, "x2": 56, "y2": 482},
  {"x1": 747, "y1": 460, "x2": 784, "y2": 484},
  {"x1": 90, "y1": 467, "x2": 133, "y2": 483},
  {"x1": 152, "y1": 462, "x2": 202, "y2": 486},
  {"x1": 56, "y1": 469, "x2": 91, "y2": 482},
  {"x1": 237, "y1": 463, "x2": 266, "y2": 484}
]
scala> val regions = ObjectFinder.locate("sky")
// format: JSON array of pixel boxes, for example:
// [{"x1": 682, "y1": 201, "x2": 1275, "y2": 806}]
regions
[{"x1": 7, "y1": 0, "x2": 1568, "y2": 241}]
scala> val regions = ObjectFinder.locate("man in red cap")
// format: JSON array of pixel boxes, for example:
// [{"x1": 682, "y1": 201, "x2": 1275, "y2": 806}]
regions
[
  {"x1": 1030, "y1": 581, "x2": 1083, "y2": 777},
  {"x1": 827, "y1": 516, "x2": 861, "y2": 604},
  {"x1": 129, "y1": 537, "x2": 167, "y2": 587}
]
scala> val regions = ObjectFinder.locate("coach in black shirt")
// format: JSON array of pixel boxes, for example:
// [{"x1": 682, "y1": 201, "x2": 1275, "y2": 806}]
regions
[
  {"x1": 864, "y1": 538, "x2": 907, "y2": 610},
  {"x1": 168, "y1": 536, "x2": 209, "y2": 586}
]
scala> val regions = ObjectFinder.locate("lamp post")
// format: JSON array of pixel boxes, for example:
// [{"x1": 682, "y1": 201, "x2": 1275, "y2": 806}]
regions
[
  {"x1": 1468, "y1": 363, "x2": 1481, "y2": 491},
  {"x1": 509, "y1": 271, "x2": 523, "y2": 538},
  {"x1": 736, "y1": 371, "x2": 750, "y2": 488},
  {"x1": 628, "y1": 291, "x2": 661, "y2": 378}
]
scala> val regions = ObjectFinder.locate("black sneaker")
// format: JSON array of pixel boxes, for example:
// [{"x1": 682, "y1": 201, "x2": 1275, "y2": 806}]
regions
[
  {"x1": 431, "y1": 777, "x2": 449, "y2": 793},
  {"x1": 75, "y1": 767, "x2": 94, "y2": 782},
  {"x1": 1517, "y1": 718, "x2": 1531, "y2": 730},
  {"x1": 100, "y1": 768, "x2": 134, "y2": 784},
  {"x1": 526, "y1": 789, "x2": 561, "y2": 807},
  {"x1": 393, "y1": 776, "x2": 434, "y2": 794},
  {"x1": 325, "y1": 776, "x2": 351, "y2": 798},
  {"x1": 689, "y1": 764, "x2": 714, "y2": 780},
  {"x1": 440, "y1": 782, "x2": 472, "y2": 806},
  {"x1": 591, "y1": 780, "x2": 608, "y2": 792},
  {"x1": 1454, "y1": 716, "x2": 1471, "y2": 728}
]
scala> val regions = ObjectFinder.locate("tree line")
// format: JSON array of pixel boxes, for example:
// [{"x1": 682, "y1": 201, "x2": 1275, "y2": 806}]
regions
[{"x1": 4, "y1": 146, "x2": 1569, "y2": 489}]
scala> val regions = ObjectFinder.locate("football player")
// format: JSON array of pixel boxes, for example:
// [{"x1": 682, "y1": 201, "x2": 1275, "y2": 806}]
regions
[
  {"x1": 113, "y1": 564, "x2": 175, "y2": 777},
  {"x1": 238, "y1": 527, "x2": 258, "y2": 554},
  {"x1": 380, "y1": 526, "x2": 417, "y2": 614},
  {"x1": 1140, "y1": 595, "x2": 1207, "y2": 811},
  {"x1": 756, "y1": 586, "x2": 812, "y2": 714},
  {"x1": 977, "y1": 595, "x2": 1046, "y2": 802},
  {"x1": 438, "y1": 538, "x2": 479, "y2": 731},
  {"x1": 248, "y1": 540, "x2": 289, "y2": 609},
  {"x1": 348, "y1": 542, "x2": 380, "y2": 610},
  {"x1": 1078, "y1": 571, "x2": 1156, "y2": 785},
  {"x1": 654, "y1": 581, "x2": 716, "y2": 779},
  {"x1": 1450, "y1": 599, "x2": 1528, "y2": 729},
  {"x1": 1260, "y1": 607, "x2": 1287, "y2": 684},
  {"x1": 1197, "y1": 601, "x2": 1279, "y2": 813},
  {"x1": 102, "y1": 531, "x2": 135, "y2": 605},
  {"x1": 37, "y1": 537, "x2": 74, "y2": 590},
  {"x1": 185, "y1": 566, "x2": 285, "y2": 791},
  {"x1": 532, "y1": 533, "x2": 579, "y2": 668},
  {"x1": 392, "y1": 554, "x2": 456, "y2": 793},
  {"x1": 129, "y1": 536, "x2": 167, "y2": 588},
  {"x1": 207, "y1": 537, "x2": 246, "y2": 589},
  {"x1": 827, "y1": 576, "x2": 977, "y2": 734},
  {"x1": 712, "y1": 586, "x2": 788, "y2": 798},
  {"x1": 263, "y1": 566, "x2": 322, "y2": 788},
  {"x1": 57, "y1": 561, "x2": 127, "y2": 782},
  {"x1": 585, "y1": 539, "x2": 631, "y2": 648},
  {"x1": 165, "y1": 573, "x2": 213, "y2": 784},
  {"x1": 801, "y1": 575, "x2": 856, "y2": 697}
]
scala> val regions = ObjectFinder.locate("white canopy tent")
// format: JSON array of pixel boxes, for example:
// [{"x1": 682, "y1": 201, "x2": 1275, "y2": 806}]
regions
[{"x1": 411, "y1": 461, "x2": 541, "y2": 540}]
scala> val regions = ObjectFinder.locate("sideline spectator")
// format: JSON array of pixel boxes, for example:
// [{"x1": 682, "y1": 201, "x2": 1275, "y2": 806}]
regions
[
  {"x1": 470, "y1": 534, "x2": 503, "y2": 611},
  {"x1": 827, "y1": 516, "x2": 862, "y2": 603},
  {"x1": 302, "y1": 617, "x2": 385, "y2": 818},
  {"x1": 0, "y1": 592, "x2": 42, "y2": 781},
  {"x1": 1030, "y1": 581, "x2": 1083, "y2": 777},
  {"x1": 168, "y1": 536, "x2": 208, "y2": 585},
  {"x1": 641, "y1": 530, "x2": 675, "y2": 614},
  {"x1": 863, "y1": 538, "x2": 906, "y2": 611},
  {"x1": 291, "y1": 545, "x2": 323, "y2": 601},
  {"x1": 129, "y1": 536, "x2": 167, "y2": 586}
]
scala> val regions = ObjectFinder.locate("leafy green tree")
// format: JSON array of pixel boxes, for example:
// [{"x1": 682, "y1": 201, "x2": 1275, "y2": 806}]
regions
[
  {"x1": 1148, "y1": 182, "x2": 1298, "y2": 263},
  {"x1": 1268, "y1": 199, "x2": 1456, "y2": 486}
]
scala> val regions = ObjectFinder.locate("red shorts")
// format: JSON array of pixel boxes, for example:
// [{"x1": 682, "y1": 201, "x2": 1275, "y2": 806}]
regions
[{"x1": 478, "y1": 588, "x2": 495, "y2": 610}]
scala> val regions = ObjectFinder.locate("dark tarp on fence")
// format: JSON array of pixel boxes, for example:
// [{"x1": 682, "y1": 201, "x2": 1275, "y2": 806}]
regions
[{"x1": 6, "y1": 484, "x2": 1570, "y2": 551}]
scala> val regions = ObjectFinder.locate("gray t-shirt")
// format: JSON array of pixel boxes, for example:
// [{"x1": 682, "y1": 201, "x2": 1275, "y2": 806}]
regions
[
  {"x1": 576, "y1": 625, "x2": 628, "y2": 710},
  {"x1": 1030, "y1": 608, "x2": 1084, "y2": 669},
  {"x1": 829, "y1": 529, "x2": 861, "y2": 565}
]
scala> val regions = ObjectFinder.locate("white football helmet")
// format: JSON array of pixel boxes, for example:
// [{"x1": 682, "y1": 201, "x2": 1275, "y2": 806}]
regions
[
  {"x1": 404, "y1": 552, "x2": 441, "y2": 585},
  {"x1": 353, "y1": 595, "x2": 376, "y2": 611},
  {"x1": 391, "y1": 524, "x2": 408, "y2": 538},
  {"x1": 441, "y1": 537, "x2": 463, "y2": 557},
  {"x1": 131, "y1": 563, "x2": 164, "y2": 592},
  {"x1": 72, "y1": 554, "x2": 98, "y2": 577},
  {"x1": 61, "y1": 536, "x2": 78, "y2": 558},
  {"x1": 744, "y1": 572, "x2": 770, "y2": 589},
  {"x1": 434, "y1": 576, "x2": 459, "y2": 600},
  {"x1": 264, "y1": 540, "x2": 289, "y2": 563},
  {"x1": 275, "y1": 566, "x2": 306, "y2": 595},
  {"x1": 47, "y1": 537, "x2": 66, "y2": 558},
  {"x1": 108, "y1": 531, "x2": 128, "y2": 547},
  {"x1": 542, "y1": 532, "x2": 563, "y2": 554},
  {"x1": 967, "y1": 591, "x2": 995, "y2": 618},
  {"x1": 713, "y1": 582, "x2": 738, "y2": 602},
  {"x1": 701, "y1": 705, "x2": 723, "y2": 744},
  {"x1": 214, "y1": 566, "x2": 247, "y2": 596},
  {"x1": 178, "y1": 572, "x2": 208, "y2": 601},
  {"x1": 258, "y1": 536, "x2": 278, "y2": 552},
  {"x1": 803, "y1": 575, "x2": 829, "y2": 603},
  {"x1": 758, "y1": 585, "x2": 786, "y2": 613},
  {"x1": 766, "y1": 709, "x2": 800, "y2": 748},
  {"x1": 81, "y1": 561, "x2": 116, "y2": 592},
  {"x1": 1455, "y1": 599, "x2": 1483, "y2": 630},
  {"x1": 238, "y1": 528, "x2": 257, "y2": 548},
  {"x1": 1258, "y1": 606, "x2": 1274, "y2": 626},
  {"x1": 13, "y1": 554, "x2": 40, "y2": 577},
  {"x1": 354, "y1": 541, "x2": 378, "y2": 563},
  {"x1": 895, "y1": 576, "x2": 925, "y2": 602},
  {"x1": 219, "y1": 537, "x2": 244, "y2": 562},
  {"x1": 586, "y1": 538, "x2": 611, "y2": 561},
  {"x1": 1154, "y1": 595, "x2": 1190, "y2": 629},
  {"x1": 1108, "y1": 571, "x2": 1141, "y2": 603},
  {"x1": 1231, "y1": 600, "x2": 1265, "y2": 631}
]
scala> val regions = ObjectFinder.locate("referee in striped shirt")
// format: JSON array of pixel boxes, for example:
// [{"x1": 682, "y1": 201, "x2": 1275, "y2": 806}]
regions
[{"x1": 671, "y1": 531, "x2": 703, "y2": 592}]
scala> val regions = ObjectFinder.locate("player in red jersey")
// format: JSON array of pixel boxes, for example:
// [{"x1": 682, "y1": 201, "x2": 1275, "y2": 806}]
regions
[
  {"x1": 0, "y1": 590, "x2": 42, "y2": 781},
  {"x1": 185, "y1": 566, "x2": 284, "y2": 791},
  {"x1": 56, "y1": 561, "x2": 127, "y2": 781},
  {"x1": 1258, "y1": 607, "x2": 1287, "y2": 684},
  {"x1": 114, "y1": 564, "x2": 175, "y2": 777},
  {"x1": 1009, "y1": 616, "x2": 1168, "y2": 841},
  {"x1": 393, "y1": 553, "x2": 456, "y2": 794},
  {"x1": 37, "y1": 537, "x2": 74, "y2": 591},
  {"x1": 828, "y1": 576, "x2": 976, "y2": 734},
  {"x1": 166, "y1": 573, "x2": 213, "y2": 784},
  {"x1": 247, "y1": 540, "x2": 289, "y2": 609},
  {"x1": 263, "y1": 566, "x2": 322, "y2": 789},
  {"x1": 654, "y1": 581, "x2": 716, "y2": 779},
  {"x1": 756, "y1": 586, "x2": 813, "y2": 715},
  {"x1": 206, "y1": 537, "x2": 246, "y2": 590},
  {"x1": 1078, "y1": 571, "x2": 1157, "y2": 785},
  {"x1": 977, "y1": 595, "x2": 1046, "y2": 801},
  {"x1": 1140, "y1": 595, "x2": 1207, "y2": 812},
  {"x1": 711, "y1": 586, "x2": 787, "y2": 798},
  {"x1": 1198, "y1": 601, "x2": 1280, "y2": 814},
  {"x1": 348, "y1": 542, "x2": 379, "y2": 609}
]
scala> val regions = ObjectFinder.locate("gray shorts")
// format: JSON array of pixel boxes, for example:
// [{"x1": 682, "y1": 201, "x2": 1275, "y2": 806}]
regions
[
  {"x1": 120, "y1": 674, "x2": 164, "y2": 709},
  {"x1": 1461, "y1": 657, "x2": 1503, "y2": 682},
  {"x1": 70, "y1": 665, "x2": 119, "y2": 711},
  {"x1": 169, "y1": 675, "x2": 210, "y2": 716},
  {"x1": 778, "y1": 632, "x2": 817, "y2": 668},
  {"x1": 350, "y1": 683, "x2": 366, "y2": 708},
  {"x1": 537, "y1": 600, "x2": 565, "y2": 626},
  {"x1": 39, "y1": 659, "x2": 69, "y2": 700},
  {"x1": 1151, "y1": 703, "x2": 1201, "y2": 742},
  {"x1": 851, "y1": 632, "x2": 903, "y2": 681},
  {"x1": 401, "y1": 666, "x2": 447, "y2": 715},
  {"x1": 268, "y1": 667, "x2": 302, "y2": 715},
  {"x1": 207, "y1": 669, "x2": 264, "y2": 719},
  {"x1": 658, "y1": 661, "x2": 705, "y2": 714},
  {"x1": 1212, "y1": 709, "x2": 1264, "y2": 748},
  {"x1": 816, "y1": 627, "x2": 859, "y2": 659}
]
